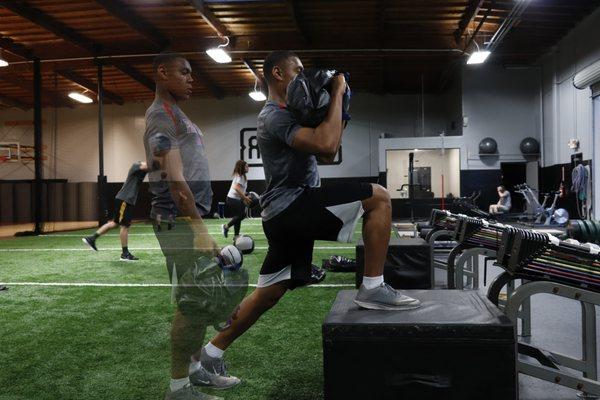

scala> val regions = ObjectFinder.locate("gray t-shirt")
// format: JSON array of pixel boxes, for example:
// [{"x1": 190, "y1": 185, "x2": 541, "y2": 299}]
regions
[
  {"x1": 115, "y1": 161, "x2": 147, "y2": 205},
  {"x1": 257, "y1": 101, "x2": 319, "y2": 220},
  {"x1": 143, "y1": 99, "x2": 212, "y2": 219}
]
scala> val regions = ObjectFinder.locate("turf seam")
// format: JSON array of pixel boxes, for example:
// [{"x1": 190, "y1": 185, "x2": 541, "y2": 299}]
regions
[{"x1": 0, "y1": 281, "x2": 355, "y2": 288}]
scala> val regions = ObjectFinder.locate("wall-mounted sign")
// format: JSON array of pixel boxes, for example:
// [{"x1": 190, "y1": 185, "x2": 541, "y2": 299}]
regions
[{"x1": 240, "y1": 127, "x2": 343, "y2": 167}]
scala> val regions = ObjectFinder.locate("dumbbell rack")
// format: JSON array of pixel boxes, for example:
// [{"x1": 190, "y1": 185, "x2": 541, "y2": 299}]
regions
[
  {"x1": 448, "y1": 216, "x2": 532, "y2": 337},
  {"x1": 425, "y1": 209, "x2": 459, "y2": 242},
  {"x1": 446, "y1": 216, "x2": 505, "y2": 289},
  {"x1": 425, "y1": 210, "x2": 460, "y2": 278},
  {"x1": 488, "y1": 228, "x2": 600, "y2": 398}
]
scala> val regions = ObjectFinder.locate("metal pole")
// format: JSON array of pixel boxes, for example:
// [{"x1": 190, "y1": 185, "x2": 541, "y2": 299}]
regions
[
  {"x1": 33, "y1": 57, "x2": 43, "y2": 235},
  {"x1": 97, "y1": 61, "x2": 107, "y2": 226},
  {"x1": 409, "y1": 152, "x2": 415, "y2": 222},
  {"x1": 421, "y1": 73, "x2": 425, "y2": 137}
]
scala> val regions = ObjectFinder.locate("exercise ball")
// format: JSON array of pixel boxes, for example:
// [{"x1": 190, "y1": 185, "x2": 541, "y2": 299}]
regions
[
  {"x1": 520, "y1": 137, "x2": 539, "y2": 154},
  {"x1": 478, "y1": 137, "x2": 498, "y2": 154}
]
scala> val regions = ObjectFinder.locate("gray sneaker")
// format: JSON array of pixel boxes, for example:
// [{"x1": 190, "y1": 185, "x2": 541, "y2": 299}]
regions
[
  {"x1": 189, "y1": 348, "x2": 241, "y2": 389},
  {"x1": 354, "y1": 283, "x2": 421, "y2": 310},
  {"x1": 164, "y1": 383, "x2": 223, "y2": 400}
]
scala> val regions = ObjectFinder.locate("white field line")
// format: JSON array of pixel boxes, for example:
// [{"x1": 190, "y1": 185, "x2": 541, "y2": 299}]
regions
[
  {"x1": 0, "y1": 281, "x2": 354, "y2": 288},
  {"x1": 0, "y1": 246, "x2": 355, "y2": 252}
]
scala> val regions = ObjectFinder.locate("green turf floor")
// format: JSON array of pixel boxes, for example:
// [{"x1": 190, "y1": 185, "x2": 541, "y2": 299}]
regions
[{"x1": 0, "y1": 218, "x2": 360, "y2": 400}]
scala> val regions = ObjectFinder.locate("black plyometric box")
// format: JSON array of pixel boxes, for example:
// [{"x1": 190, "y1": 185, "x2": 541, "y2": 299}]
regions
[
  {"x1": 355, "y1": 237, "x2": 432, "y2": 289},
  {"x1": 322, "y1": 290, "x2": 517, "y2": 400}
]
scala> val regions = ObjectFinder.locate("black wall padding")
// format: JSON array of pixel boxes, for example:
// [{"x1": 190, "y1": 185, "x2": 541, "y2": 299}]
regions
[
  {"x1": 64, "y1": 183, "x2": 79, "y2": 221},
  {"x1": 0, "y1": 183, "x2": 14, "y2": 224},
  {"x1": 13, "y1": 183, "x2": 31, "y2": 223},
  {"x1": 77, "y1": 182, "x2": 97, "y2": 221},
  {"x1": 48, "y1": 182, "x2": 64, "y2": 222}
]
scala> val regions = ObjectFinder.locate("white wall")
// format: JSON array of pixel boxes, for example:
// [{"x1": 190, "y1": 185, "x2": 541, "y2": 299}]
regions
[
  {"x1": 0, "y1": 91, "x2": 462, "y2": 182},
  {"x1": 461, "y1": 65, "x2": 542, "y2": 170},
  {"x1": 378, "y1": 65, "x2": 542, "y2": 175},
  {"x1": 540, "y1": 6, "x2": 600, "y2": 166}
]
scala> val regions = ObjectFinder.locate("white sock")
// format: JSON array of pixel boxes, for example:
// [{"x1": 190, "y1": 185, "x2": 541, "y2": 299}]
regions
[
  {"x1": 362, "y1": 275, "x2": 384, "y2": 290},
  {"x1": 204, "y1": 342, "x2": 224, "y2": 359},
  {"x1": 170, "y1": 377, "x2": 190, "y2": 392}
]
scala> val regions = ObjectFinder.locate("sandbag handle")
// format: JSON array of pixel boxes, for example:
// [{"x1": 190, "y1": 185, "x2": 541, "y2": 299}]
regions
[
  {"x1": 334, "y1": 71, "x2": 352, "y2": 122},
  {"x1": 387, "y1": 373, "x2": 452, "y2": 388}
]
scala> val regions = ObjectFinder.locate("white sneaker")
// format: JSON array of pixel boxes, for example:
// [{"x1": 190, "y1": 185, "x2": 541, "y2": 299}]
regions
[
  {"x1": 189, "y1": 349, "x2": 241, "y2": 389},
  {"x1": 354, "y1": 283, "x2": 421, "y2": 310}
]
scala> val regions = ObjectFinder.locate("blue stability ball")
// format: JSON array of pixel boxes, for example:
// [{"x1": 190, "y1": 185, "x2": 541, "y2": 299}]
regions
[
  {"x1": 479, "y1": 137, "x2": 498, "y2": 154},
  {"x1": 520, "y1": 137, "x2": 540, "y2": 154}
]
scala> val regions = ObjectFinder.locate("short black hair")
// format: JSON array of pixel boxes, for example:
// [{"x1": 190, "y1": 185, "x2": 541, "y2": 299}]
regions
[
  {"x1": 153, "y1": 51, "x2": 186, "y2": 73},
  {"x1": 263, "y1": 50, "x2": 298, "y2": 84}
]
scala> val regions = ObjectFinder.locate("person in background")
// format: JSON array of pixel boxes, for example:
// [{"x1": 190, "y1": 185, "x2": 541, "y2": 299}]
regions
[
  {"x1": 82, "y1": 161, "x2": 148, "y2": 261},
  {"x1": 489, "y1": 185, "x2": 512, "y2": 215},
  {"x1": 222, "y1": 160, "x2": 251, "y2": 239}
]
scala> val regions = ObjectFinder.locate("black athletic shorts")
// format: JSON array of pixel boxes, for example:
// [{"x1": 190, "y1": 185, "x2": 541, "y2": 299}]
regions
[
  {"x1": 258, "y1": 182, "x2": 373, "y2": 289},
  {"x1": 112, "y1": 199, "x2": 133, "y2": 227}
]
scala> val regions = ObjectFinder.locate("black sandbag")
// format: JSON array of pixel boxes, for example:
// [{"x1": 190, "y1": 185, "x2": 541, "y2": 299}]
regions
[{"x1": 286, "y1": 68, "x2": 351, "y2": 128}]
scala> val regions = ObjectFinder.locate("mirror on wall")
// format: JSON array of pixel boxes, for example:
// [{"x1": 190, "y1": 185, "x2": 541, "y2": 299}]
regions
[{"x1": 386, "y1": 148, "x2": 460, "y2": 200}]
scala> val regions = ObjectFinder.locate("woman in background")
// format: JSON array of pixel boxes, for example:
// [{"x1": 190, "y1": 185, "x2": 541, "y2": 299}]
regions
[{"x1": 223, "y1": 160, "x2": 251, "y2": 239}]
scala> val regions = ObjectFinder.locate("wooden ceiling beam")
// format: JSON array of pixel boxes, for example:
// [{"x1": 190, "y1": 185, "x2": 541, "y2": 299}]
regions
[
  {"x1": 454, "y1": 0, "x2": 485, "y2": 44},
  {"x1": 242, "y1": 58, "x2": 265, "y2": 90},
  {"x1": 110, "y1": 62, "x2": 155, "y2": 93},
  {"x1": 56, "y1": 69, "x2": 124, "y2": 105},
  {"x1": 1, "y1": 1, "x2": 155, "y2": 96},
  {"x1": 187, "y1": 60, "x2": 224, "y2": 99},
  {"x1": 0, "y1": 36, "x2": 33, "y2": 60},
  {"x1": 0, "y1": 75, "x2": 72, "y2": 108},
  {"x1": 0, "y1": 94, "x2": 29, "y2": 110},
  {"x1": 0, "y1": 0, "x2": 101, "y2": 54},
  {"x1": 188, "y1": 0, "x2": 232, "y2": 37},
  {"x1": 94, "y1": 0, "x2": 170, "y2": 50},
  {"x1": 284, "y1": 0, "x2": 308, "y2": 44}
]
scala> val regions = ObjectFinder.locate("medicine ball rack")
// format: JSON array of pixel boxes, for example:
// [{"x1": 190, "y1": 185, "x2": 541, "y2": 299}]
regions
[{"x1": 423, "y1": 209, "x2": 460, "y2": 279}]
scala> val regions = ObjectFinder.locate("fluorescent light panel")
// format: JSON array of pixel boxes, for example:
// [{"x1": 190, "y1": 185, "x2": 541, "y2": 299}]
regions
[
  {"x1": 467, "y1": 50, "x2": 491, "y2": 65},
  {"x1": 248, "y1": 90, "x2": 266, "y2": 101},
  {"x1": 68, "y1": 92, "x2": 93, "y2": 104},
  {"x1": 206, "y1": 48, "x2": 232, "y2": 63}
]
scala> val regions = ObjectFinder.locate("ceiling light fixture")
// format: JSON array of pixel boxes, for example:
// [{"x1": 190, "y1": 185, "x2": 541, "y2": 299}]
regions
[
  {"x1": 0, "y1": 50, "x2": 8, "y2": 67},
  {"x1": 206, "y1": 36, "x2": 232, "y2": 64},
  {"x1": 68, "y1": 92, "x2": 93, "y2": 104},
  {"x1": 248, "y1": 78, "x2": 266, "y2": 101},
  {"x1": 467, "y1": 50, "x2": 491, "y2": 65},
  {"x1": 466, "y1": 40, "x2": 491, "y2": 65}
]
